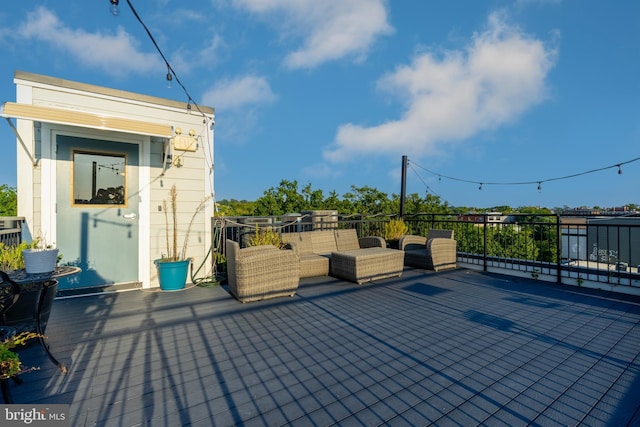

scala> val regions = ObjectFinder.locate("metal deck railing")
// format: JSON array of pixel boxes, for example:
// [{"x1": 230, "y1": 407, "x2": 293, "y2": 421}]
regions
[
  {"x1": 214, "y1": 212, "x2": 640, "y2": 292},
  {"x1": 0, "y1": 216, "x2": 24, "y2": 247}
]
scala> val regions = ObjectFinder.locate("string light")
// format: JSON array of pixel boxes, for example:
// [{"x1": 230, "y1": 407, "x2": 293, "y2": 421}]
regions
[
  {"x1": 166, "y1": 67, "x2": 173, "y2": 89},
  {"x1": 407, "y1": 162, "x2": 445, "y2": 201},
  {"x1": 111, "y1": 0, "x2": 209, "y2": 118},
  {"x1": 410, "y1": 156, "x2": 639, "y2": 192},
  {"x1": 110, "y1": 0, "x2": 119, "y2": 16}
]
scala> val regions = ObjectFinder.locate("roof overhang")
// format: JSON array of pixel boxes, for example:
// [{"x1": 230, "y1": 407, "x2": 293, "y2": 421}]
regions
[{"x1": 1, "y1": 102, "x2": 173, "y2": 138}]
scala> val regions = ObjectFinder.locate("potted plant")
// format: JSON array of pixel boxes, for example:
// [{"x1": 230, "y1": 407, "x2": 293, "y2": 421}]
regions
[
  {"x1": 21, "y1": 236, "x2": 59, "y2": 274},
  {"x1": 154, "y1": 185, "x2": 210, "y2": 291},
  {"x1": 248, "y1": 226, "x2": 285, "y2": 248},
  {"x1": 383, "y1": 218, "x2": 409, "y2": 249}
]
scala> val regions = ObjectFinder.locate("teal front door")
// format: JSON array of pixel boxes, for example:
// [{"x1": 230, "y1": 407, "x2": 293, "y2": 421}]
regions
[{"x1": 56, "y1": 135, "x2": 139, "y2": 290}]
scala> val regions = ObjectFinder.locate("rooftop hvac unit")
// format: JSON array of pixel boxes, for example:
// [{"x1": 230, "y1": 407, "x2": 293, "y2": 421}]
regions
[
  {"x1": 281, "y1": 213, "x2": 302, "y2": 233},
  {"x1": 301, "y1": 210, "x2": 338, "y2": 231},
  {"x1": 239, "y1": 217, "x2": 274, "y2": 247}
]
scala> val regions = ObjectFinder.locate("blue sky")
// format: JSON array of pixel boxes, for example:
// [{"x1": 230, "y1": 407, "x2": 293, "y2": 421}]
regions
[{"x1": 1, "y1": 1, "x2": 638, "y2": 209}]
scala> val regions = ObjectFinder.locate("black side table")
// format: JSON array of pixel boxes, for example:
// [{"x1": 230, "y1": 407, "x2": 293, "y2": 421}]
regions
[{"x1": 8, "y1": 266, "x2": 81, "y2": 374}]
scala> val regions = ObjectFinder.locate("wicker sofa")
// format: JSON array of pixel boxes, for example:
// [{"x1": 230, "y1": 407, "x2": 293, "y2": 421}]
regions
[
  {"x1": 399, "y1": 230, "x2": 457, "y2": 272},
  {"x1": 225, "y1": 240, "x2": 300, "y2": 303},
  {"x1": 281, "y1": 229, "x2": 404, "y2": 283},
  {"x1": 280, "y1": 229, "x2": 382, "y2": 278}
]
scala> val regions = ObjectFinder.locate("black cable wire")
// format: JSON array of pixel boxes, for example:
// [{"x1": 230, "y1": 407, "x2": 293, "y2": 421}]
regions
[
  {"x1": 410, "y1": 156, "x2": 640, "y2": 187},
  {"x1": 124, "y1": 0, "x2": 208, "y2": 120},
  {"x1": 407, "y1": 162, "x2": 443, "y2": 199},
  {"x1": 122, "y1": 0, "x2": 216, "y2": 199}
]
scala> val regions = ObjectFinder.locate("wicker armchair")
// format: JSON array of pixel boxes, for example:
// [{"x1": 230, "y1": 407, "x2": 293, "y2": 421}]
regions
[
  {"x1": 225, "y1": 240, "x2": 300, "y2": 303},
  {"x1": 400, "y1": 230, "x2": 457, "y2": 272}
]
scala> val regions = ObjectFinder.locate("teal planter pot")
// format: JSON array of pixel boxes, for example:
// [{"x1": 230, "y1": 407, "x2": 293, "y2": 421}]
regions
[{"x1": 155, "y1": 259, "x2": 190, "y2": 291}]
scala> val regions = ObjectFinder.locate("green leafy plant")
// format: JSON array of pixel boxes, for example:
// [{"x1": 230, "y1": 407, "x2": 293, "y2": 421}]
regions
[
  {"x1": 248, "y1": 226, "x2": 284, "y2": 249},
  {"x1": 383, "y1": 218, "x2": 409, "y2": 241},
  {"x1": 0, "y1": 241, "x2": 39, "y2": 271},
  {"x1": 0, "y1": 332, "x2": 42, "y2": 379}
]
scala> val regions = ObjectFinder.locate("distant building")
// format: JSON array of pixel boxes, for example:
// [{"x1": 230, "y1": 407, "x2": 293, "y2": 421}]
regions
[
  {"x1": 457, "y1": 212, "x2": 511, "y2": 224},
  {"x1": 562, "y1": 206, "x2": 638, "y2": 216}
]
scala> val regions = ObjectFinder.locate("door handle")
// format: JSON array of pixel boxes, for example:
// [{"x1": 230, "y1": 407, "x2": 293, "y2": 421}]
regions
[{"x1": 123, "y1": 213, "x2": 138, "y2": 220}]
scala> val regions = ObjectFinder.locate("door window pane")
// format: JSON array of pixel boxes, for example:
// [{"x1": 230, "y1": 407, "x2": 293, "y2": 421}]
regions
[{"x1": 72, "y1": 151, "x2": 126, "y2": 206}]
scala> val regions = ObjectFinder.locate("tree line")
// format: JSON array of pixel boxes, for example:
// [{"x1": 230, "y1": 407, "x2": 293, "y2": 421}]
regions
[{"x1": 216, "y1": 179, "x2": 555, "y2": 217}]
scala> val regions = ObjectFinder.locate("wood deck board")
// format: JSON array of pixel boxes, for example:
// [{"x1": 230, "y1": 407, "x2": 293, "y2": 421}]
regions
[{"x1": 8, "y1": 268, "x2": 640, "y2": 426}]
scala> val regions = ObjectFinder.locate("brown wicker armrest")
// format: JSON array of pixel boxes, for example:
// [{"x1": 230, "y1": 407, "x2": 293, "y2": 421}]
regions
[
  {"x1": 241, "y1": 245, "x2": 280, "y2": 254},
  {"x1": 399, "y1": 235, "x2": 427, "y2": 251},
  {"x1": 426, "y1": 238, "x2": 457, "y2": 271},
  {"x1": 359, "y1": 236, "x2": 386, "y2": 248}
]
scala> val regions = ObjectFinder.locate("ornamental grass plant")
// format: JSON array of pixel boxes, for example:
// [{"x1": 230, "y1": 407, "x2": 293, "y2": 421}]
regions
[
  {"x1": 160, "y1": 185, "x2": 212, "y2": 262},
  {"x1": 248, "y1": 226, "x2": 285, "y2": 249}
]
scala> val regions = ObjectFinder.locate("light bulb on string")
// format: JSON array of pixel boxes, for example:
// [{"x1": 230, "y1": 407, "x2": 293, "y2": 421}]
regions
[
  {"x1": 537, "y1": 182, "x2": 542, "y2": 192},
  {"x1": 478, "y1": 183, "x2": 483, "y2": 191},
  {"x1": 110, "y1": 0, "x2": 119, "y2": 16},
  {"x1": 617, "y1": 165, "x2": 622, "y2": 175},
  {"x1": 166, "y1": 69, "x2": 173, "y2": 89}
]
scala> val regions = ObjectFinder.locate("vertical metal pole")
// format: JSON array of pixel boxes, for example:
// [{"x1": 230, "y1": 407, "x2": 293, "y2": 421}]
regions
[
  {"x1": 92, "y1": 161, "x2": 97, "y2": 199},
  {"x1": 556, "y1": 214, "x2": 562, "y2": 283},
  {"x1": 483, "y1": 213, "x2": 488, "y2": 272},
  {"x1": 400, "y1": 155, "x2": 407, "y2": 219}
]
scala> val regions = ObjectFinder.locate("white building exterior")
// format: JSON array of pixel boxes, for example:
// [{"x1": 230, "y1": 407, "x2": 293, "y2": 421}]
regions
[{"x1": 1, "y1": 71, "x2": 215, "y2": 290}]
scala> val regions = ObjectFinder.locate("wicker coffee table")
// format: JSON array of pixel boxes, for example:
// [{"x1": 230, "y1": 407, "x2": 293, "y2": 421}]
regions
[{"x1": 330, "y1": 248, "x2": 404, "y2": 284}]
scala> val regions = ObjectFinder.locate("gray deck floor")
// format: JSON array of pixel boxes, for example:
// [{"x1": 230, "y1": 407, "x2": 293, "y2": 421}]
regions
[{"x1": 10, "y1": 267, "x2": 640, "y2": 426}]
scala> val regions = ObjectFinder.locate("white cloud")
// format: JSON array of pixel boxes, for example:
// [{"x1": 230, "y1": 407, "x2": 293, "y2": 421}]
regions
[
  {"x1": 323, "y1": 12, "x2": 557, "y2": 163},
  {"x1": 170, "y1": 33, "x2": 226, "y2": 75},
  {"x1": 15, "y1": 7, "x2": 162, "y2": 76},
  {"x1": 231, "y1": 0, "x2": 394, "y2": 69},
  {"x1": 201, "y1": 75, "x2": 277, "y2": 144},
  {"x1": 201, "y1": 75, "x2": 276, "y2": 111}
]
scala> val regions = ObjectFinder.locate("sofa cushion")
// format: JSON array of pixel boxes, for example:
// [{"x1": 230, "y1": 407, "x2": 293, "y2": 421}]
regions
[
  {"x1": 335, "y1": 229, "x2": 360, "y2": 251},
  {"x1": 281, "y1": 233, "x2": 314, "y2": 255},
  {"x1": 310, "y1": 231, "x2": 338, "y2": 255}
]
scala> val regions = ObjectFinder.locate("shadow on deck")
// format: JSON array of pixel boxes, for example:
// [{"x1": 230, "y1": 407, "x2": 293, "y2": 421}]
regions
[{"x1": 9, "y1": 268, "x2": 640, "y2": 426}]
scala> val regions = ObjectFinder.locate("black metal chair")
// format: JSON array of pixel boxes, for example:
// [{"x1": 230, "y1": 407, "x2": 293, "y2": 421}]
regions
[{"x1": 0, "y1": 271, "x2": 21, "y2": 403}]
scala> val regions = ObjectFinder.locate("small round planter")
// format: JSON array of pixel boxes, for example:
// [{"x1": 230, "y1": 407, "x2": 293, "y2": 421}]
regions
[
  {"x1": 22, "y1": 249, "x2": 59, "y2": 274},
  {"x1": 387, "y1": 239, "x2": 401, "y2": 250},
  {"x1": 155, "y1": 259, "x2": 190, "y2": 291}
]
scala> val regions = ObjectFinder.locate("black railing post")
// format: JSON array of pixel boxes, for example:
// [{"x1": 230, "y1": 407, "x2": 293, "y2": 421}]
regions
[
  {"x1": 556, "y1": 214, "x2": 561, "y2": 283},
  {"x1": 399, "y1": 155, "x2": 407, "y2": 219},
  {"x1": 483, "y1": 214, "x2": 488, "y2": 272}
]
